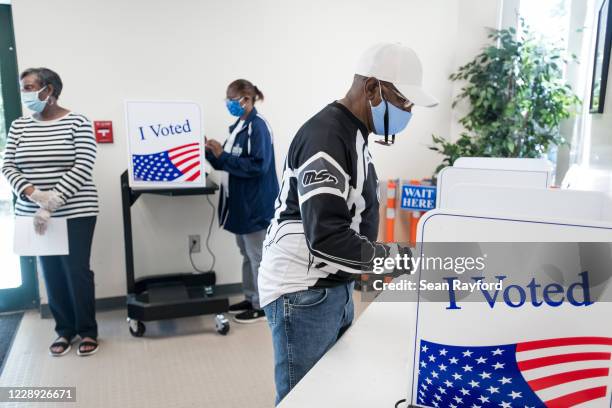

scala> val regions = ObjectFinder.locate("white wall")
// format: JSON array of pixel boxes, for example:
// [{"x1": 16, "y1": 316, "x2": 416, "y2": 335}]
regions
[
  {"x1": 448, "y1": 0, "x2": 504, "y2": 141},
  {"x1": 11, "y1": 0, "x2": 500, "y2": 302}
]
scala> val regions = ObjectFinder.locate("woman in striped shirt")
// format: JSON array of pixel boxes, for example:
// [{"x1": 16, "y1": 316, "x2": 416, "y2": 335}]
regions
[{"x1": 2, "y1": 67, "x2": 99, "y2": 357}]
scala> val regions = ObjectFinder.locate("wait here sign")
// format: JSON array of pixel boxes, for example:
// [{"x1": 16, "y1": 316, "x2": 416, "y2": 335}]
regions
[{"x1": 400, "y1": 184, "x2": 436, "y2": 211}]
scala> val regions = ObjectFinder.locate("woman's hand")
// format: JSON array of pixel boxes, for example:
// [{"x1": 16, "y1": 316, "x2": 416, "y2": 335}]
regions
[
  {"x1": 33, "y1": 208, "x2": 52, "y2": 235},
  {"x1": 30, "y1": 189, "x2": 63, "y2": 211},
  {"x1": 205, "y1": 139, "x2": 224, "y2": 158}
]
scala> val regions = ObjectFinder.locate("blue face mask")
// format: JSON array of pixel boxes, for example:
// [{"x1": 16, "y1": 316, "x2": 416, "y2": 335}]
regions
[
  {"x1": 21, "y1": 86, "x2": 48, "y2": 113},
  {"x1": 369, "y1": 81, "x2": 412, "y2": 139},
  {"x1": 226, "y1": 97, "x2": 246, "y2": 117}
]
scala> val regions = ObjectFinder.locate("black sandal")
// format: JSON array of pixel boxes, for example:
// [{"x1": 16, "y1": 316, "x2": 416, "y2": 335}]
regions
[
  {"x1": 77, "y1": 338, "x2": 99, "y2": 357},
  {"x1": 49, "y1": 337, "x2": 73, "y2": 357}
]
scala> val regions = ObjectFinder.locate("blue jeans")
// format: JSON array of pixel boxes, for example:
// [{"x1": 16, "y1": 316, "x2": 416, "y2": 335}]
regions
[{"x1": 263, "y1": 282, "x2": 354, "y2": 405}]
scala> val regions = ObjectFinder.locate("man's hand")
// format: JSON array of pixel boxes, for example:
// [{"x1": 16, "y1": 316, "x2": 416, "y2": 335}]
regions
[
  {"x1": 205, "y1": 139, "x2": 223, "y2": 158},
  {"x1": 33, "y1": 208, "x2": 52, "y2": 235},
  {"x1": 383, "y1": 243, "x2": 414, "y2": 276},
  {"x1": 29, "y1": 189, "x2": 63, "y2": 211}
]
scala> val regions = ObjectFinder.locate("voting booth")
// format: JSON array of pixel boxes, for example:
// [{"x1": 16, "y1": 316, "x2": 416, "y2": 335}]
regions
[
  {"x1": 453, "y1": 157, "x2": 554, "y2": 172},
  {"x1": 125, "y1": 100, "x2": 206, "y2": 189},
  {"x1": 436, "y1": 158, "x2": 553, "y2": 209},
  {"x1": 121, "y1": 101, "x2": 230, "y2": 337},
  {"x1": 406, "y1": 159, "x2": 612, "y2": 408},
  {"x1": 563, "y1": 165, "x2": 612, "y2": 193}
]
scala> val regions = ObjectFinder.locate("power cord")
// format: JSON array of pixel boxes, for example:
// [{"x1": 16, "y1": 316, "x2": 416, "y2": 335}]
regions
[
  {"x1": 396, "y1": 400, "x2": 422, "y2": 408},
  {"x1": 204, "y1": 195, "x2": 217, "y2": 270},
  {"x1": 188, "y1": 195, "x2": 217, "y2": 273}
]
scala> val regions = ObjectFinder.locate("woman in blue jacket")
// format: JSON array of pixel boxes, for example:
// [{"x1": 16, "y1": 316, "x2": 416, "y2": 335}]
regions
[{"x1": 205, "y1": 79, "x2": 279, "y2": 323}]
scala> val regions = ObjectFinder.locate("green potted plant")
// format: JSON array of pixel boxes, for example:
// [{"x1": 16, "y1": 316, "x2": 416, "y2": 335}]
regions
[{"x1": 430, "y1": 20, "x2": 581, "y2": 175}]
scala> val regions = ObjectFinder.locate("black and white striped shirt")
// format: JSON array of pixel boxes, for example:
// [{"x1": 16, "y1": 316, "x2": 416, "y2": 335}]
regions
[{"x1": 1, "y1": 112, "x2": 99, "y2": 218}]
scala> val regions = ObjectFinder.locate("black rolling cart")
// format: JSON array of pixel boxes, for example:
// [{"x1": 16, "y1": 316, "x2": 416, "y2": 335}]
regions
[{"x1": 120, "y1": 170, "x2": 230, "y2": 337}]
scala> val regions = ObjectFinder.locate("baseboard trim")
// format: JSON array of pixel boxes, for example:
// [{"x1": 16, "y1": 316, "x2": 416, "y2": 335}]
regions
[{"x1": 39, "y1": 282, "x2": 244, "y2": 319}]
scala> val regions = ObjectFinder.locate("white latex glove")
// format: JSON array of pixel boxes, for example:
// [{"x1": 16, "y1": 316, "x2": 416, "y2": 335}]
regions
[
  {"x1": 33, "y1": 208, "x2": 52, "y2": 235},
  {"x1": 29, "y1": 189, "x2": 63, "y2": 211}
]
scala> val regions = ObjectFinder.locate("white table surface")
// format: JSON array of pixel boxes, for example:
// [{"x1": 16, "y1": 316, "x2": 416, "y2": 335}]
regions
[{"x1": 278, "y1": 300, "x2": 418, "y2": 408}]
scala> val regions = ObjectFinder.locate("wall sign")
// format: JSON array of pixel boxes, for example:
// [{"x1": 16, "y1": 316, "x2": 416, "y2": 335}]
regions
[
  {"x1": 125, "y1": 100, "x2": 205, "y2": 189},
  {"x1": 401, "y1": 184, "x2": 436, "y2": 211},
  {"x1": 94, "y1": 120, "x2": 114, "y2": 143}
]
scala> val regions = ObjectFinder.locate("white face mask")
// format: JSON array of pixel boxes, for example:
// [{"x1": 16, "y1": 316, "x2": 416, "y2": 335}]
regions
[{"x1": 21, "y1": 86, "x2": 48, "y2": 113}]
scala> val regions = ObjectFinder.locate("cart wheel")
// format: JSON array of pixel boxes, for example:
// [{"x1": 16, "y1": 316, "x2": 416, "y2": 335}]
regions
[
  {"x1": 215, "y1": 314, "x2": 230, "y2": 335},
  {"x1": 128, "y1": 318, "x2": 146, "y2": 337}
]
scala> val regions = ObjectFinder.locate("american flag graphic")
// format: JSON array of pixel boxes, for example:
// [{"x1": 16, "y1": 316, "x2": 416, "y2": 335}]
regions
[
  {"x1": 416, "y1": 337, "x2": 612, "y2": 408},
  {"x1": 132, "y1": 142, "x2": 202, "y2": 182}
]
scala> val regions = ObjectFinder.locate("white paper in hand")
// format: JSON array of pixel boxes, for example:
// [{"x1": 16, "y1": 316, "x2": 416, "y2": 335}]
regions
[{"x1": 13, "y1": 216, "x2": 69, "y2": 256}]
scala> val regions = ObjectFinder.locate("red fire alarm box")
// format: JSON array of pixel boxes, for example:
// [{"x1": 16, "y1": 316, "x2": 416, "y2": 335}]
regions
[{"x1": 94, "y1": 121, "x2": 113, "y2": 143}]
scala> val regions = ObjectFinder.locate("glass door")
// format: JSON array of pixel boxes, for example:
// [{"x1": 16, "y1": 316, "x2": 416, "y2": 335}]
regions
[{"x1": 0, "y1": 3, "x2": 38, "y2": 311}]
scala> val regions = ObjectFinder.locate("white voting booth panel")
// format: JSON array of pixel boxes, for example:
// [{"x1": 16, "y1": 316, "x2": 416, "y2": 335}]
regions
[
  {"x1": 563, "y1": 165, "x2": 612, "y2": 193},
  {"x1": 417, "y1": 209, "x2": 612, "y2": 242},
  {"x1": 410, "y1": 211, "x2": 612, "y2": 407},
  {"x1": 444, "y1": 185, "x2": 612, "y2": 224},
  {"x1": 125, "y1": 100, "x2": 205, "y2": 189},
  {"x1": 411, "y1": 296, "x2": 612, "y2": 407},
  {"x1": 436, "y1": 166, "x2": 551, "y2": 209},
  {"x1": 454, "y1": 157, "x2": 553, "y2": 173}
]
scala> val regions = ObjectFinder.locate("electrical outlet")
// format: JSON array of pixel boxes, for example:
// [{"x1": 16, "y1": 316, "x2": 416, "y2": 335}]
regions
[{"x1": 189, "y1": 235, "x2": 201, "y2": 253}]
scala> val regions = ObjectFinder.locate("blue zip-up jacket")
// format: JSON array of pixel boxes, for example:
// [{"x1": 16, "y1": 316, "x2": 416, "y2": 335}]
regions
[{"x1": 206, "y1": 107, "x2": 279, "y2": 235}]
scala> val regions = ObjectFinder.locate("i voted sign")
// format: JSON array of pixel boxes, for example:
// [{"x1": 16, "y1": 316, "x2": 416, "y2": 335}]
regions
[
  {"x1": 410, "y1": 242, "x2": 612, "y2": 408},
  {"x1": 125, "y1": 101, "x2": 205, "y2": 189},
  {"x1": 401, "y1": 184, "x2": 437, "y2": 211}
]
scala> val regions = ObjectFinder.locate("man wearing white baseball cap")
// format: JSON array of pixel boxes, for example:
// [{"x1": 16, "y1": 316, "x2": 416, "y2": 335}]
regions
[
  {"x1": 355, "y1": 42, "x2": 439, "y2": 144},
  {"x1": 258, "y1": 42, "x2": 438, "y2": 404}
]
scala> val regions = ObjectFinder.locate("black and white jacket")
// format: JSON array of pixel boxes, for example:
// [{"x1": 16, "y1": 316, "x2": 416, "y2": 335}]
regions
[{"x1": 258, "y1": 102, "x2": 390, "y2": 307}]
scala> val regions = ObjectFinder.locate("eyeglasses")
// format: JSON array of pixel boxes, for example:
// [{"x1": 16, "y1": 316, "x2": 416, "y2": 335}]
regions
[
  {"x1": 374, "y1": 83, "x2": 413, "y2": 146},
  {"x1": 382, "y1": 83, "x2": 414, "y2": 110}
]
